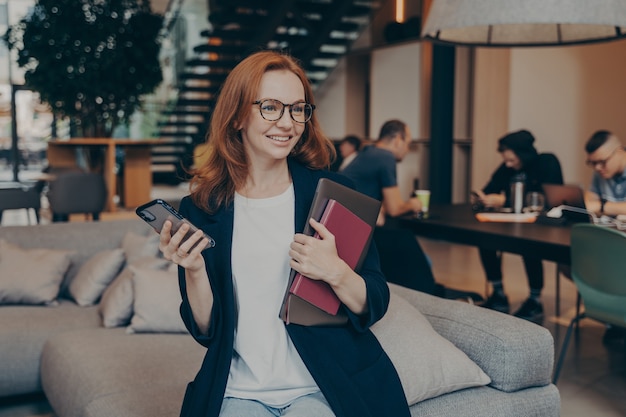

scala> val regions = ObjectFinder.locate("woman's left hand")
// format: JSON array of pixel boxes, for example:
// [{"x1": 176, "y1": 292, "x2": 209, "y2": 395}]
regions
[{"x1": 289, "y1": 218, "x2": 350, "y2": 287}]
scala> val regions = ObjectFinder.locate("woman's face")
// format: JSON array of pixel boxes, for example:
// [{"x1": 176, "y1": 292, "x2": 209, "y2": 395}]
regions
[
  {"x1": 501, "y1": 149, "x2": 522, "y2": 171},
  {"x1": 239, "y1": 69, "x2": 306, "y2": 166}
]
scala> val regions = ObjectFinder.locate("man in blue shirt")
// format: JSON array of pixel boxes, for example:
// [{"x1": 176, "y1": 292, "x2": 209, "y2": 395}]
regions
[
  {"x1": 583, "y1": 130, "x2": 626, "y2": 346},
  {"x1": 342, "y1": 119, "x2": 422, "y2": 225},
  {"x1": 584, "y1": 130, "x2": 626, "y2": 215}
]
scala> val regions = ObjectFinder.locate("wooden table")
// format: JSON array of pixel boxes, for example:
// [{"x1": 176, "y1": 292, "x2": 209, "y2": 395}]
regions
[
  {"x1": 392, "y1": 204, "x2": 575, "y2": 314},
  {"x1": 47, "y1": 138, "x2": 161, "y2": 212},
  {"x1": 392, "y1": 204, "x2": 572, "y2": 264}
]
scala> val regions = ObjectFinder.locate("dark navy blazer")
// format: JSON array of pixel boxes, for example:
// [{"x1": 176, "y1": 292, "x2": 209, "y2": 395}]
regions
[{"x1": 177, "y1": 159, "x2": 410, "y2": 417}]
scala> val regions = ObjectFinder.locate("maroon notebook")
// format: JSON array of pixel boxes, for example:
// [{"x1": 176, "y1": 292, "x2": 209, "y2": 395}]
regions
[{"x1": 287, "y1": 199, "x2": 373, "y2": 318}]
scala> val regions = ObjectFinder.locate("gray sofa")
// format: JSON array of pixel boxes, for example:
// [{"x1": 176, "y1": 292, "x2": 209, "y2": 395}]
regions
[{"x1": 0, "y1": 220, "x2": 560, "y2": 416}]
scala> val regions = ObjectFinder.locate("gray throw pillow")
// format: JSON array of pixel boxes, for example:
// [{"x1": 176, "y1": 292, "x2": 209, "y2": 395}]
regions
[
  {"x1": 121, "y1": 231, "x2": 160, "y2": 264},
  {"x1": 126, "y1": 265, "x2": 188, "y2": 334},
  {"x1": 98, "y1": 257, "x2": 170, "y2": 328},
  {"x1": 69, "y1": 248, "x2": 125, "y2": 306},
  {"x1": 0, "y1": 239, "x2": 74, "y2": 305},
  {"x1": 371, "y1": 293, "x2": 491, "y2": 405}
]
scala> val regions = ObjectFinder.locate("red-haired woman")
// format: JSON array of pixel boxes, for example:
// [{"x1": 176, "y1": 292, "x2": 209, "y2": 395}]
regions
[{"x1": 158, "y1": 50, "x2": 410, "y2": 417}]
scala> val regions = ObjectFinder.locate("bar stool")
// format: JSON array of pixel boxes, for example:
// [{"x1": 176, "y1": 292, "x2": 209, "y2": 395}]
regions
[{"x1": 0, "y1": 182, "x2": 42, "y2": 225}]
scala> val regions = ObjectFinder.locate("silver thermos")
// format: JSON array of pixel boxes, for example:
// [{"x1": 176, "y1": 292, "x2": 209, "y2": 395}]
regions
[{"x1": 511, "y1": 180, "x2": 525, "y2": 214}]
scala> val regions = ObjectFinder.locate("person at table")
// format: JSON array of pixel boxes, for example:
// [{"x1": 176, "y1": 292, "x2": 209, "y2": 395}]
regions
[
  {"x1": 341, "y1": 119, "x2": 422, "y2": 225},
  {"x1": 583, "y1": 129, "x2": 626, "y2": 345},
  {"x1": 335, "y1": 134, "x2": 362, "y2": 171},
  {"x1": 474, "y1": 129, "x2": 563, "y2": 322},
  {"x1": 157, "y1": 50, "x2": 410, "y2": 417},
  {"x1": 584, "y1": 130, "x2": 626, "y2": 216}
]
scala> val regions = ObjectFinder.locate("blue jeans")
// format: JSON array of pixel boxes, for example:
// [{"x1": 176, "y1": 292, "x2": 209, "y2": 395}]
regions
[{"x1": 220, "y1": 392, "x2": 335, "y2": 416}]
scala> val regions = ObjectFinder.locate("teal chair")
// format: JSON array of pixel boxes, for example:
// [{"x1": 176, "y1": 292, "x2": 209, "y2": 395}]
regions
[{"x1": 552, "y1": 224, "x2": 626, "y2": 384}]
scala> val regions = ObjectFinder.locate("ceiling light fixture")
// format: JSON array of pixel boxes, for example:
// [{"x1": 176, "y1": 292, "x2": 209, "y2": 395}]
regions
[{"x1": 422, "y1": 0, "x2": 626, "y2": 47}]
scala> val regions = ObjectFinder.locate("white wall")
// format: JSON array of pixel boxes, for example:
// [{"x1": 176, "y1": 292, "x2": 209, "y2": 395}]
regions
[
  {"x1": 315, "y1": 59, "x2": 350, "y2": 139},
  {"x1": 508, "y1": 40, "x2": 626, "y2": 188},
  {"x1": 316, "y1": 42, "x2": 425, "y2": 199},
  {"x1": 318, "y1": 38, "x2": 626, "y2": 201},
  {"x1": 369, "y1": 43, "x2": 423, "y2": 138},
  {"x1": 473, "y1": 39, "x2": 626, "y2": 191}
]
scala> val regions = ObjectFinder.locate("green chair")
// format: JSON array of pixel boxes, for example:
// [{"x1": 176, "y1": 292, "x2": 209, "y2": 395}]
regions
[{"x1": 552, "y1": 223, "x2": 626, "y2": 384}]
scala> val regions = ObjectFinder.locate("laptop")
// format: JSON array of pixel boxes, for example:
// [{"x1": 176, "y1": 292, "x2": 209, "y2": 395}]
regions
[
  {"x1": 542, "y1": 184, "x2": 586, "y2": 209},
  {"x1": 541, "y1": 184, "x2": 594, "y2": 224}
]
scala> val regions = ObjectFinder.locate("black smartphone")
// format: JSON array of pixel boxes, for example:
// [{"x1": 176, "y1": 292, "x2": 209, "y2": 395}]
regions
[{"x1": 135, "y1": 199, "x2": 216, "y2": 249}]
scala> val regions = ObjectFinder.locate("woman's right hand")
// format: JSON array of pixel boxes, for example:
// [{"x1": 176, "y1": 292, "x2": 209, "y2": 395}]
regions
[{"x1": 159, "y1": 220, "x2": 209, "y2": 272}]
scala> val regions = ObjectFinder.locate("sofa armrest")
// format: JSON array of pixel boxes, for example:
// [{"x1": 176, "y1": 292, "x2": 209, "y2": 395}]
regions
[{"x1": 389, "y1": 284, "x2": 554, "y2": 392}]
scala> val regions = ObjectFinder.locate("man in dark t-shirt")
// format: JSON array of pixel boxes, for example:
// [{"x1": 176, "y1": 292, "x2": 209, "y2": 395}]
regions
[{"x1": 342, "y1": 120, "x2": 422, "y2": 225}]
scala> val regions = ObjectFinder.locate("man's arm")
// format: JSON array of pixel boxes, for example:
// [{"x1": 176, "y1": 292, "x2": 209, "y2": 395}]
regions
[
  {"x1": 586, "y1": 190, "x2": 626, "y2": 215},
  {"x1": 381, "y1": 186, "x2": 422, "y2": 217}
]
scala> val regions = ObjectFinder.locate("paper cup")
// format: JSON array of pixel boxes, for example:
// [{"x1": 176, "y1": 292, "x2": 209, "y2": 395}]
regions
[{"x1": 414, "y1": 190, "x2": 431, "y2": 213}]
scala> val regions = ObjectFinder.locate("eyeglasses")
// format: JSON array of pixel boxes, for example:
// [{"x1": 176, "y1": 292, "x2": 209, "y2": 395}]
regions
[
  {"x1": 586, "y1": 147, "x2": 619, "y2": 168},
  {"x1": 252, "y1": 99, "x2": 315, "y2": 123}
]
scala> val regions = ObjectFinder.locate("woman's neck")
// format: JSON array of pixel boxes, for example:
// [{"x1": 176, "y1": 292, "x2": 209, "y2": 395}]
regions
[{"x1": 240, "y1": 160, "x2": 291, "y2": 198}]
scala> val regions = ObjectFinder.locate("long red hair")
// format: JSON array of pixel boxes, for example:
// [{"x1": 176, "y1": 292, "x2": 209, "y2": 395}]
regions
[{"x1": 190, "y1": 50, "x2": 335, "y2": 213}]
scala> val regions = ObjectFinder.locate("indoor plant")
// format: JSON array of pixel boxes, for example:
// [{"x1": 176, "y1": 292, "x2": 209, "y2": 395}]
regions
[{"x1": 3, "y1": 0, "x2": 164, "y2": 137}]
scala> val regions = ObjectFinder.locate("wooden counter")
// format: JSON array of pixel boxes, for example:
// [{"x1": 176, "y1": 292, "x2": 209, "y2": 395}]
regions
[{"x1": 47, "y1": 138, "x2": 161, "y2": 212}]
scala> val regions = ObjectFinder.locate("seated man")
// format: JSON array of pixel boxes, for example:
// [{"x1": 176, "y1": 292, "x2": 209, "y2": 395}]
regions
[
  {"x1": 474, "y1": 130, "x2": 563, "y2": 323},
  {"x1": 341, "y1": 119, "x2": 421, "y2": 225},
  {"x1": 336, "y1": 135, "x2": 362, "y2": 171},
  {"x1": 583, "y1": 130, "x2": 626, "y2": 216},
  {"x1": 583, "y1": 130, "x2": 626, "y2": 345}
]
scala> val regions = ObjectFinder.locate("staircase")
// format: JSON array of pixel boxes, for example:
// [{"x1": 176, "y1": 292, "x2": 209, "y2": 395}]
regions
[{"x1": 152, "y1": 0, "x2": 381, "y2": 184}]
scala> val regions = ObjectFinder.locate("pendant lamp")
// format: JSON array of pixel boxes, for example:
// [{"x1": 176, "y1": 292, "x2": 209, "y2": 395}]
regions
[{"x1": 422, "y1": 0, "x2": 626, "y2": 47}]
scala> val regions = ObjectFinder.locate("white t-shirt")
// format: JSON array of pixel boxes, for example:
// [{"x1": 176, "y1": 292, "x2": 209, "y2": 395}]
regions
[{"x1": 225, "y1": 184, "x2": 319, "y2": 407}]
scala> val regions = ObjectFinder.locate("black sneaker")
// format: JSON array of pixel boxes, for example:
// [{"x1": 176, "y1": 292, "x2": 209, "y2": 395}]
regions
[
  {"x1": 602, "y1": 325, "x2": 626, "y2": 347},
  {"x1": 514, "y1": 298, "x2": 544, "y2": 323},
  {"x1": 480, "y1": 292, "x2": 510, "y2": 314}
]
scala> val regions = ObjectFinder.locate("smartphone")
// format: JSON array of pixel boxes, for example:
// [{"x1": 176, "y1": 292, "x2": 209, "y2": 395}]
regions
[{"x1": 135, "y1": 199, "x2": 216, "y2": 249}]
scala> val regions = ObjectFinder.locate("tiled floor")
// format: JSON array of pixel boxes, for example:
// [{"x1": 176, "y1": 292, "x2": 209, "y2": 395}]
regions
[{"x1": 1, "y1": 182, "x2": 625, "y2": 416}]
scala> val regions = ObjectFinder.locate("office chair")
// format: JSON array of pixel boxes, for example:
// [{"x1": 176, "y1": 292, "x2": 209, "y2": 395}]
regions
[
  {"x1": 47, "y1": 172, "x2": 107, "y2": 222},
  {"x1": 554, "y1": 263, "x2": 581, "y2": 318},
  {"x1": 552, "y1": 224, "x2": 626, "y2": 384}
]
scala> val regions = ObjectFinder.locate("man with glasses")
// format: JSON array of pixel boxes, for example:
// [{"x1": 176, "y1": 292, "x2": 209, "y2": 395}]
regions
[
  {"x1": 584, "y1": 130, "x2": 626, "y2": 346},
  {"x1": 584, "y1": 130, "x2": 626, "y2": 216},
  {"x1": 341, "y1": 119, "x2": 422, "y2": 225}
]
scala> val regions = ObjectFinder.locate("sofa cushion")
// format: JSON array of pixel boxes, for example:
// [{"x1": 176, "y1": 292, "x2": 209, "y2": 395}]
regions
[
  {"x1": 122, "y1": 232, "x2": 160, "y2": 264},
  {"x1": 127, "y1": 265, "x2": 187, "y2": 334},
  {"x1": 99, "y1": 257, "x2": 170, "y2": 328},
  {"x1": 0, "y1": 300, "x2": 100, "y2": 397},
  {"x1": 41, "y1": 328, "x2": 205, "y2": 417},
  {"x1": 371, "y1": 293, "x2": 490, "y2": 405},
  {"x1": 69, "y1": 248, "x2": 126, "y2": 306},
  {"x1": 388, "y1": 283, "x2": 555, "y2": 393},
  {"x1": 0, "y1": 239, "x2": 73, "y2": 305}
]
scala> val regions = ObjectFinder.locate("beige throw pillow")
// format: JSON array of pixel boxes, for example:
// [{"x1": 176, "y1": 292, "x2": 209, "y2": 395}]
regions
[
  {"x1": 121, "y1": 231, "x2": 160, "y2": 264},
  {"x1": 127, "y1": 265, "x2": 187, "y2": 334},
  {"x1": 0, "y1": 239, "x2": 73, "y2": 305},
  {"x1": 98, "y1": 257, "x2": 170, "y2": 328},
  {"x1": 371, "y1": 293, "x2": 491, "y2": 405},
  {"x1": 69, "y1": 248, "x2": 125, "y2": 306}
]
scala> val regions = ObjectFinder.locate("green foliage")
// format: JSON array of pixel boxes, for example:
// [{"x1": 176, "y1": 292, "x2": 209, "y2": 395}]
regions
[{"x1": 3, "y1": 0, "x2": 164, "y2": 137}]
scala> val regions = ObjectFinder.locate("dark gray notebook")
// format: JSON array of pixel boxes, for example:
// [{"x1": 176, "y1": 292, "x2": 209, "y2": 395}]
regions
[
  {"x1": 302, "y1": 178, "x2": 381, "y2": 269},
  {"x1": 280, "y1": 178, "x2": 381, "y2": 325}
]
